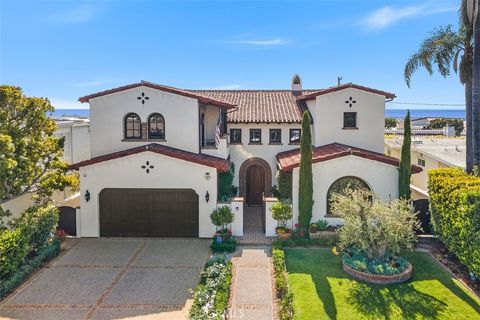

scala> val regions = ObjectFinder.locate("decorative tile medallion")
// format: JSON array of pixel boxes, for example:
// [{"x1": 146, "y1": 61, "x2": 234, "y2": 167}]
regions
[
  {"x1": 345, "y1": 96, "x2": 356, "y2": 107},
  {"x1": 141, "y1": 161, "x2": 154, "y2": 173},
  {"x1": 137, "y1": 92, "x2": 150, "y2": 105}
]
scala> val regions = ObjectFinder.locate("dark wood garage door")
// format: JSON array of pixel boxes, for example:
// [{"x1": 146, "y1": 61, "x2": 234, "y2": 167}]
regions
[{"x1": 99, "y1": 188, "x2": 199, "y2": 237}]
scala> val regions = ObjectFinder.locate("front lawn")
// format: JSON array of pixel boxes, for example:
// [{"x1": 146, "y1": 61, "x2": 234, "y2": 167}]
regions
[{"x1": 286, "y1": 248, "x2": 480, "y2": 320}]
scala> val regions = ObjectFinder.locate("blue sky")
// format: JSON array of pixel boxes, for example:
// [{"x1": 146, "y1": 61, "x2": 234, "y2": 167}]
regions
[{"x1": 0, "y1": 0, "x2": 466, "y2": 110}]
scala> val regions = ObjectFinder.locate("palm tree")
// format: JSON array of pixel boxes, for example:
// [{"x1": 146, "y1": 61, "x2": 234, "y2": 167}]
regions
[
  {"x1": 404, "y1": 2, "x2": 474, "y2": 172},
  {"x1": 471, "y1": 0, "x2": 480, "y2": 167}
]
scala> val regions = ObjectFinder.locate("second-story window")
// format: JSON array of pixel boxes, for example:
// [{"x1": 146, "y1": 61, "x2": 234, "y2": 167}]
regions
[
  {"x1": 125, "y1": 113, "x2": 142, "y2": 139},
  {"x1": 148, "y1": 113, "x2": 165, "y2": 139},
  {"x1": 269, "y1": 129, "x2": 281, "y2": 144},
  {"x1": 250, "y1": 129, "x2": 261, "y2": 144},
  {"x1": 343, "y1": 112, "x2": 357, "y2": 129},
  {"x1": 417, "y1": 158, "x2": 426, "y2": 167},
  {"x1": 289, "y1": 129, "x2": 301, "y2": 143},
  {"x1": 230, "y1": 129, "x2": 242, "y2": 144}
]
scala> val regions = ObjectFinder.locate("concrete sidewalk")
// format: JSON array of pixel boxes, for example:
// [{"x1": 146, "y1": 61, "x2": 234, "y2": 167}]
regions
[{"x1": 230, "y1": 248, "x2": 275, "y2": 320}]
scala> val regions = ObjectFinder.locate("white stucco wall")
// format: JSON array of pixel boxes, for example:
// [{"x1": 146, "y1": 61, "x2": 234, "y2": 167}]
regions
[
  {"x1": 291, "y1": 155, "x2": 399, "y2": 226},
  {"x1": 227, "y1": 123, "x2": 302, "y2": 188},
  {"x1": 78, "y1": 151, "x2": 219, "y2": 238},
  {"x1": 307, "y1": 88, "x2": 386, "y2": 153},
  {"x1": 55, "y1": 122, "x2": 91, "y2": 164},
  {"x1": 89, "y1": 87, "x2": 200, "y2": 157}
]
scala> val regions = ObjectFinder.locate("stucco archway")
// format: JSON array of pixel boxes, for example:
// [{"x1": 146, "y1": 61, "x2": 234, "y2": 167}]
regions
[{"x1": 239, "y1": 157, "x2": 272, "y2": 201}]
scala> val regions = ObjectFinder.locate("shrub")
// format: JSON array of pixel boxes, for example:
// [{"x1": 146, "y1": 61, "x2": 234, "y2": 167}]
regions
[
  {"x1": 272, "y1": 170, "x2": 292, "y2": 201},
  {"x1": 189, "y1": 255, "x2": 232, "y2": 320},
  {"x1": 210, "y1": 237, "x2": 237, "y2": 253},
  {"x1": 270, "y1": 202, "x2": 293, "y2": 230},
  {"x1": 218, "y1": 164, "x2": 238, "y2": 202},
  {"x1": 331, "y1": 189, "x2": 419, "y2": 259},
  {"x1": 343, "y1": 248, "x2": 409, "y2": 276},
  {"x1": 0, "y1": 238, "x2": 60, "y2": 299},
  {"x1": 314, "y1": 219, "x2": 329, "y2": 231},
  {"x1": 210, "y1": 206, "x2": 235, "y2": 231},
  {"x1": 385, "y1": 117, "x2": 397, "y2": 129},
  {"x1": 12, "y1": 205, "x2": 58, "y2": 254},
  {"x1": 0, "y1": 228, "x2": 29, "y2": 279},
  {"x1": 273, "y1": 248, "x2": 294, "y2": 320},
  {"x1": 428, "y1": 168, "x2": 480, "y2": 276}
]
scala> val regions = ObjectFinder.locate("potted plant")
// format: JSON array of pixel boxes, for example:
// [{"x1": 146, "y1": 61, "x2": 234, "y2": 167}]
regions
[
  {"x1": 210, "y1": 206, "x2": 235, "y2": 241},
  {"x1": 270, "y1": 202, "x2": 293, "y2": 240},
  {"x1": 309, "y1": 223, "x2": 318, "y2": 233},
  {"x1": 56, "y1": 229, "x2": 67, "y2": 250}
]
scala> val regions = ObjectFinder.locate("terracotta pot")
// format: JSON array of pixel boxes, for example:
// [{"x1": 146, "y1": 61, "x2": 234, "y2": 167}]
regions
[{"x1": 277, "y1": 232, "x2": 292, "y2": 241}]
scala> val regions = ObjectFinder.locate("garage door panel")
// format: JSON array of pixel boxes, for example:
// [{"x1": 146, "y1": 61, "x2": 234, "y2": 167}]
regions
[{"x1": 99, "y1": 189, "x2": 198, "y2": 237}]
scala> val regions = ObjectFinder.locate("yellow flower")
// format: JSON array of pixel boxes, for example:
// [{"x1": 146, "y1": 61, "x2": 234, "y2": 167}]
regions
[{"x1": 332, "y1": 246, "x2": 339, "y2": 255}]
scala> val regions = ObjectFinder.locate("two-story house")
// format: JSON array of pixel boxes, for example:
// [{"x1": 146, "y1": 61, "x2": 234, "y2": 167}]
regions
[{"x1": 71, "y1": 76, "x2": 420, "y2": 238}]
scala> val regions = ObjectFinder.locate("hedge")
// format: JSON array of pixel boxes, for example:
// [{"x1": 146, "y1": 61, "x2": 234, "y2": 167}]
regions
[
  {"x1": 0, "y1": 239, "x2": 60, "y2": 299},
  {"x1": 210, "y1": 237, "x2": 237, "y2": 253},
  {"x1": 273, "y1": 248, "x2": 294, "y2": 320},
  {"x1": 428, "y1": 168, "x2": 480, "y2": 276},
  {"x1": 0, "y1": 228, "x2": 30, "y2": 279}
]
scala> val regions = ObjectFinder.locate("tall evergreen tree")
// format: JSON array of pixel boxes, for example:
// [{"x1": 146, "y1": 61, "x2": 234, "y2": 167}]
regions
[
  {"x1": 398, "y1": 111, "x2": 412, "y2": 200},
  {"x1": 298, "y1": 111, "x2": 313, "y2": 229},
  {"x1": 472, "y1": 0, "x2": 480, "y2": 166}
]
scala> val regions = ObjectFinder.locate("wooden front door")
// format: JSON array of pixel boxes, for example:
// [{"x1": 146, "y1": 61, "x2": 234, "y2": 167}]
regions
[
  {"x1": 246, "y1": 165, "x2": 265, "y2": 205},
  {"x1": 99, "y1": 188, "x2": 199, "y2": 237}
]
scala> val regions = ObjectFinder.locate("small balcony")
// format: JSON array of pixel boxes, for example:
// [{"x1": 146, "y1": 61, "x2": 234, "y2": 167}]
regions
[{"x1": 201, "y1": 136, "x2": 229, "y2": 159}]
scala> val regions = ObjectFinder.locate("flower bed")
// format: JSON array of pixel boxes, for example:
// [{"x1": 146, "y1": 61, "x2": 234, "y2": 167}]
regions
[
  {"x1": 342, "y1": 249, "x2": 412, "y2": 284},
  {"x1": 189, "y1": 255, "x2": 232, "y2": 320},
  {"x1": 273, "y1": 248, "x2": 294, "y2": 320}
]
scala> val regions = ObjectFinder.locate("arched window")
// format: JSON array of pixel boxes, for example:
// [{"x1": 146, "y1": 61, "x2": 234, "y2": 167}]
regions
[
  {"x1": 124, "y1": 113, "x2": 141, "y2": 139},
  {"x1": 327, "y1": 176, "x2": 371, "y2": 215},
  {"x1": 148, "y1": 113, "x2": 165, "y2": 139}
]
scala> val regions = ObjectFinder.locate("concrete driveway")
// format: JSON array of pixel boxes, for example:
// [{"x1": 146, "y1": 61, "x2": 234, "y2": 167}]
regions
[{"x1": 0, "y1": 238, "x2": 210, "y2": 320}]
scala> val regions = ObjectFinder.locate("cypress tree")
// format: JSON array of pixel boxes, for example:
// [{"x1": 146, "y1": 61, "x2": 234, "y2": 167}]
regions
[
  {"x1": 298, "y1": 111, "x2": 313, "y2": 229},
  {"x1": 398, "y1": 110, "x2": 412, "y2": 199}
]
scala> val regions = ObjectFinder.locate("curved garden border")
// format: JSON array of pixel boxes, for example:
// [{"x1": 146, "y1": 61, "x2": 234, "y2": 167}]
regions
[{"x1": 343, "y1": 261, "x2": 413, "y2": 284}]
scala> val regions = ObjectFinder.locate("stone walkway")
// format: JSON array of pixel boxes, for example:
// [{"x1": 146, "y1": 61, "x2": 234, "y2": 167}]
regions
[
  {"x1": 235, "y1": 206, "x2": 275, "y2": 245},
  {"x1": 229, "y1": 247, "x2": 274, "y2": 320}
]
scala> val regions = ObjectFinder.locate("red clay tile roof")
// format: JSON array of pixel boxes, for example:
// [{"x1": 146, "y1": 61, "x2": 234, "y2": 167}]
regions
[
  {"x1": 78, "y1": 81, "x2": 236, "y2": 109},
  {"x1": 297, "y1": 83, "x2": 396, "y2": 101},
  {"x1": 276, "y1": 143, "x2": 422, "y2": 173},
  {"x1": 188, "y1": 90, "x2": 317, "y2": 123},
  {"x1": 70, "y1": 143, "x2": 230, "y2": 172}
]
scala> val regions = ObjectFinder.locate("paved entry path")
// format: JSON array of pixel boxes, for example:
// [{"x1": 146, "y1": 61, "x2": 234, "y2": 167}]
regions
[{"x1": 230, "y1": 247, "x2": 275, "y2": 320}]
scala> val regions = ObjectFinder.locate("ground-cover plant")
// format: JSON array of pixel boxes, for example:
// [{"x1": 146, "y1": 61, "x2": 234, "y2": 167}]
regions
[
  {"x1": 286, "y1": 248, "x2": 480, "y2": 320},
  {"x1": 271, "y1": 201, "x2": 293, "y2": 233},
  {"x1": 189, "y1": 255, "x2": 232, "y2": 320},
  {"x1": 343, "y1": 247, "x2": 410, "y2": 276},
  {"x1": 273, "y1": 248, "x2": 294, "y2": 320},
  {"x1": 331, "y1": 189, "x2": 419, "y2": 260},
  {"x1": 428, "y1": 168, "x2": 480, "y2": 277}
]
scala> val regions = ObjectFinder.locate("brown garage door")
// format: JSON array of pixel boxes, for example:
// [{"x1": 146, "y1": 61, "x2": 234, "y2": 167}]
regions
[{"x1": 99, "y1": 188, "x2": 199, "y2": 237}]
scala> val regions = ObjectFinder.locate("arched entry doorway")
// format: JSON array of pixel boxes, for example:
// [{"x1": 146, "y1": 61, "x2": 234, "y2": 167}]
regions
[{"x1": 239, "y1": 158, "x2": 272, "y2": 206}]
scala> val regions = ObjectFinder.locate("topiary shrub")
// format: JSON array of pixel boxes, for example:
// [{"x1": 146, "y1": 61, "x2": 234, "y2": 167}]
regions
[
  {"x1": 428, "y1": 168, "x2": 480, "y2": 276},
  {"x1": 270, "y1": 201, "x2": 293, "y2": 232},
  {"x1": 210, "y1": 206, "x2": 235, "y2": 232}
]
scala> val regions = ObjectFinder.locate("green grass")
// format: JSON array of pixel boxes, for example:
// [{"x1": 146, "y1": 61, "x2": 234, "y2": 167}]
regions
[{"x1": 286, "y1": 248, "x2": 480, "y2": 320}]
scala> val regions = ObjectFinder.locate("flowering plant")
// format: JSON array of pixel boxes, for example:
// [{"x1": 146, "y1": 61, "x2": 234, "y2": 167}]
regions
[{"x1": 55, "y1": 229, "x2": 67, "y2": 241}]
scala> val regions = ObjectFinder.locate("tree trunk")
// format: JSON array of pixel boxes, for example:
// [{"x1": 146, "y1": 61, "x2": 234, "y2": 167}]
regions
[
  {"x1": 466, "y1": 80, "x2": 474, "y2": 172},
  {"x1": 473, "y1": 6, "x2": 480, "y2": 166}
]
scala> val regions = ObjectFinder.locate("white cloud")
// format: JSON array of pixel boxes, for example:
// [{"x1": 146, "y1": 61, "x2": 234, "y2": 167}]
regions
[
  {"x1": 50, "y1": 98, "x2": 88, "y2": 110},
  {"x1": 75, "y1": 81, "x2": 102, "y2": 87},
  {"x1": 361, "y1": 3, "x2": 457, "y2": 30},
  {"x1": 230, "y1": 38, "x2": 293, "y2": 46},
  {"x1": 48, "y1": 4, "x2": 96, "y2": 24}
]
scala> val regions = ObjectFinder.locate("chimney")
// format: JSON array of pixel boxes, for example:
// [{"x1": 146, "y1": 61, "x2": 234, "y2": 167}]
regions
[{"x1": 291, "y1": 74, "x2": 302, "y2": 93}]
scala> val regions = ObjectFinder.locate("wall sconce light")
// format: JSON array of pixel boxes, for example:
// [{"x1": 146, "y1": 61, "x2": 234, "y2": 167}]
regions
[
  {"x1": 205, "y1": 191, "x2": 210, "y2": 203},
  {"x1": 235, "y1": 206, "x2": 239, "y2": 212},
  {"x1": 205, "y1": 172, "x2": 211, "y2": 180},
  {"x1": 84, "y1": 190, "x2": 91, "y2": 202}
]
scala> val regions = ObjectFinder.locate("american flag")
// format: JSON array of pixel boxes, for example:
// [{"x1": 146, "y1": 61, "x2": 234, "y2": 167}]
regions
[{"x1": 215, "y1": 110, "x2": 222, "y2": 147}]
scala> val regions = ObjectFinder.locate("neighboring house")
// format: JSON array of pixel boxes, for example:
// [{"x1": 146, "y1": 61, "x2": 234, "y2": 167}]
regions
[
  {"x1": 385, "y1": 138, "x2": 466, "y2": 200},
  {"x1": 1, "y1": 118, "x2": 91, "y2": 221},
  {"x1": 71, "y1": 76, "x2": 421, "y2": 238}
]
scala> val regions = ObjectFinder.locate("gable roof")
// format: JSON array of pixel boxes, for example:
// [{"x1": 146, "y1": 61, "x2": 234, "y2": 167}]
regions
[
  {"x1": 189, "y1": 90, "x2": 317, "y2": 123},
  {"x1": 78, "y1": 81, "x2": 236, "y2": 109},
  {"x1": 70, "y1": 143, "x2": 230, "y2": 172},
  {"x1": 276, "y1": 143, "x2": 422, "y2": 173},
  {"x1": 296, "y1": 83, "x2": 396, "y2": 101}
]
